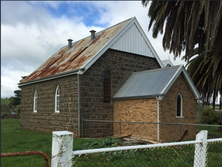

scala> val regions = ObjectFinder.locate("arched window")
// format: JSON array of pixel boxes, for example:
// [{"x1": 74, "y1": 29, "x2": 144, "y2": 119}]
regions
[
  {"x1": 176, "y1": 93, "x2": 183, "y2": 117},
  {"x1": 33, "y1": 89, "x2": 37, "y2": 112},
  {"x1": 55, "y1": 86, "x2": 60, "y2": 113},
  {"x1": 104, "y1": 71, "x2": 111, "y2": 103}
]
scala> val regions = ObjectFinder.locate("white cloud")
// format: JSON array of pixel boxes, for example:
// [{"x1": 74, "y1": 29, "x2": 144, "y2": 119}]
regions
[
  {"x1": 1, "y1": 1, "x2": 50, "y2": 26},
  {"x1": 92, "y1": 1, "x2": 186, "y2": 65},
  {"x1": 1, "y1": 68, "x2": 26, "y2": 98},
  {"x1": 1, "y1": 1, "x2": 105, "y2": 97},
  {"x1": 1, "y1": 1, "x2": 186, "y2": 98}
]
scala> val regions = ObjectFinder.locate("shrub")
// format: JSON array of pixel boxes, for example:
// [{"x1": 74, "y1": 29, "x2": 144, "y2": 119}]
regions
[
  {"x1": 83, "y1": 136, "x2": 122, "y2": 149},
  {"x1": 201, "y1": 108, "x2": 219, "y2": 124},
  {"x1": 1, "y1": 104, "x2": 11, "y2": 113}
]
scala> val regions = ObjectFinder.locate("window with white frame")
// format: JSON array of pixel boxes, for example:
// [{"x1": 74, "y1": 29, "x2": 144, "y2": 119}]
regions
[
  {"x1": 176, "y1": 93, "x2": 183, "y2": 117},
  {"x1": 34, "y1": 89, "x2": 38, "y2": 112},
  {"x1": 55, "y1": 86, "x2": 60, "y2": 113}
]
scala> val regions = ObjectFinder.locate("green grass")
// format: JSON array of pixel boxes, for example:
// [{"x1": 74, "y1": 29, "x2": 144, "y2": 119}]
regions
[
  {"x1": 73, "y1": 145, "x2": 196, "y2": 167},
  {"x1": 1, "y1": 98, "x2": 11, "y2": 115},
  {"x1": 1, "y1": 119, "x2": 90, "y2": 167},
  {"x1": 196, "y1": 104, "x2": 203, "y2": 123},
  {"x1": 1, "y1": 98, "x2": 10, "y2": 105},
  {"x1": 73, "y1": 142, "x2": 222, "y2": 167},
  {"x1": 196, "y1": 104, "x2": 222, "y2": 138},
  {"x1": 196, "y1": 124, "x2": 222, "y2": 138},
  {"x1": 208, "y1": 105, "x2": 220, "y2": 109},
  {"x1": 1, "y1": 119, "x2": 222, "y2": 167}
]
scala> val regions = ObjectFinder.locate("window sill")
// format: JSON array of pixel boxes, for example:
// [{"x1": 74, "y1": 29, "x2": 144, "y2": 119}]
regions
[{"x1": 176, "y1": 116, "x2": 184, "y2": 119}]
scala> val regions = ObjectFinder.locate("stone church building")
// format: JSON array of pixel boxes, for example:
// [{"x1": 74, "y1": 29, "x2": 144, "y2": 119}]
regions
[{"x1": 19, "y1": 17, "x2": 199, "y2": 141}]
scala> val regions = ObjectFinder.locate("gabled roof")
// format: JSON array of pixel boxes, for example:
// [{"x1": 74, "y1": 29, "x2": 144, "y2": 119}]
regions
[
  {"x1": 19, "y1": 17, "x2": 163, "y2": 87},
  {"x1": 161, "y1": 59, "x2": 173, "y2": 67},
  {"x1": 113, "y1": 65, "x2": 200, "y2": 100}
]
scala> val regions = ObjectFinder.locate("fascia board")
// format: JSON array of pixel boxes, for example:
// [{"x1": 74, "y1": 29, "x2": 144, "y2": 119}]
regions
[
  {"x1": 157, "y1": 95, "x2": 165, "y2": 101},
  {"x1": 160, "y1": 65, "x2": 200, "y2": 99},
  {"x1": 18, "y1": 68, "x2": 81, "y2": 87},
  {"x1": 82, "y1": 17, "x2": 136, "y2": 72},
  {"x1": 160, "y1": 65, "x2": 183, "y2": 95},
  {"x1": 181, "y1": 67, "x2": 200, "y2": 99}
]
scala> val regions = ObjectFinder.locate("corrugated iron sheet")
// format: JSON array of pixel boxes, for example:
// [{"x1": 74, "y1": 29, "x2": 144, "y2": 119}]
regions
[
  {"x1": 110, "y1": 23, "x2": 153, "y2": 58},
  {"x1": 113, "y1": 66, "x2": 180, "y2": 99},
  {"x1": 21, "y1": 18, "x2": 132, "y2": 83}
]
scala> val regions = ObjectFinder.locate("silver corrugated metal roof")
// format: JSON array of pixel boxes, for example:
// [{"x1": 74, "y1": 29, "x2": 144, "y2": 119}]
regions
[{"x1": 113, "y1": 65, "x2": 199, "y2": 99}]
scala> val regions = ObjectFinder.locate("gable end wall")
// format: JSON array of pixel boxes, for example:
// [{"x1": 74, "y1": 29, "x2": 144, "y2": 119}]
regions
[
  {"x1": 159, "y1": 73, "x2": 196, "y2": 141},
  {"x1": 80, "y1": 49, "x2": 160, "y2": 137}
]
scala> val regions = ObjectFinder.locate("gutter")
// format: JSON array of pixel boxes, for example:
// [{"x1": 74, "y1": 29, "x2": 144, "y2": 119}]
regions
[
  {"x1": 18, "y1": 68, "x2": 85, "y2": 87},
  {"x1": 113, "y1": 94, "x2": 165, "y2": 100}
]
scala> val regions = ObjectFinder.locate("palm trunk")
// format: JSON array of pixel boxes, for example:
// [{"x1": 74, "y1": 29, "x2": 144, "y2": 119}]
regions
[
  {"x1": 220, "y1": 96, "x2": 222, "y2": 110},
  {"x1": 220, "y1": 88, "x2": 222, "y2": 110},
  {"x1": 213, "y1": 94, "x2": 216, "y2": 110}
]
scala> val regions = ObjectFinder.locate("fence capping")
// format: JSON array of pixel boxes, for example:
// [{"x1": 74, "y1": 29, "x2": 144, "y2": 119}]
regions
[
  {"x1": 194, "y1": 130, "x2": 208, "y2": 167},
  {"x1": 51, "y1": 130, "x2": 221, "y2": 167},
  {"x1": 51, "y1": 131, "x2": 73, "y2": 167}
]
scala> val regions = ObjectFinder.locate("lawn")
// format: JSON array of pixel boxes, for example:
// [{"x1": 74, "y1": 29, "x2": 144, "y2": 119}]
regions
[
  {"x1": 196, "y1": 125, "x2": 222, "y2": 138},
  {"x1": 1, "y1": 119, "x2": 222, "y2": 167},
  {"x1": 1, "y1": 98, "x2": 11, "y2": 116},
  {"x1": 1, "y1": 98, "x2": 10, "y2": 105},
  {"x1": 1, "y1": 119, "x2": 90, "y2": 167}
]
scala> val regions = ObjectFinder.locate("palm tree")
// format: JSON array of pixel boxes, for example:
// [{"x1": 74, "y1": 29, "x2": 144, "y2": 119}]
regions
[
  {"x1": 185, "y1": 46, "x2": 222, "y2": 109},
  {"x1": 142, "y1": 1, "x2": 222, "y2": 76},
  {"x1": 142, "y1": 1, "x2": 222, "y2": 109}
]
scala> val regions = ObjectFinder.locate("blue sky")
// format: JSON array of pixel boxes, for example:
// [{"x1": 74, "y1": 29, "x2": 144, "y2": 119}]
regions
[
  {"x1": 1, "y1": 1, "x2": 186, "y2": 98},
  {"x1": 39, "y1": 1, "x2": 109, "y2": 27}
]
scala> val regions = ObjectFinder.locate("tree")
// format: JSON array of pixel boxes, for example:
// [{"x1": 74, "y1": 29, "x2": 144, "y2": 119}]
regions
[
  {"x1": 142, "y1": 1, "x2": 222, "y2": 73},
  {"x1": 1, "y1": 104, "x2": 11, "y2": 113},
  {"x1": 9, "y1": 90, "x2": 21, "y2": 113},
  {"x1": 185, "y1": 47, "x2": 222, "y2": 109},
  {"x1": 142, "y1": 1, "x2": 222, "y2": 108}
]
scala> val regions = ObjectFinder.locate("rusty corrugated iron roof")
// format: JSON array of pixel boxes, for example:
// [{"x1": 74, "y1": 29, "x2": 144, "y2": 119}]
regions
[{"x1": 20, "y1": 18, "x2": 133, "y2": 84}]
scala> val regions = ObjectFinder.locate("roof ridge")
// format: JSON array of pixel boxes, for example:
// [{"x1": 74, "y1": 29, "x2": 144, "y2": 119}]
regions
[{"x1": 65, "y1": 17, "x2": 134, "y2": 47}]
